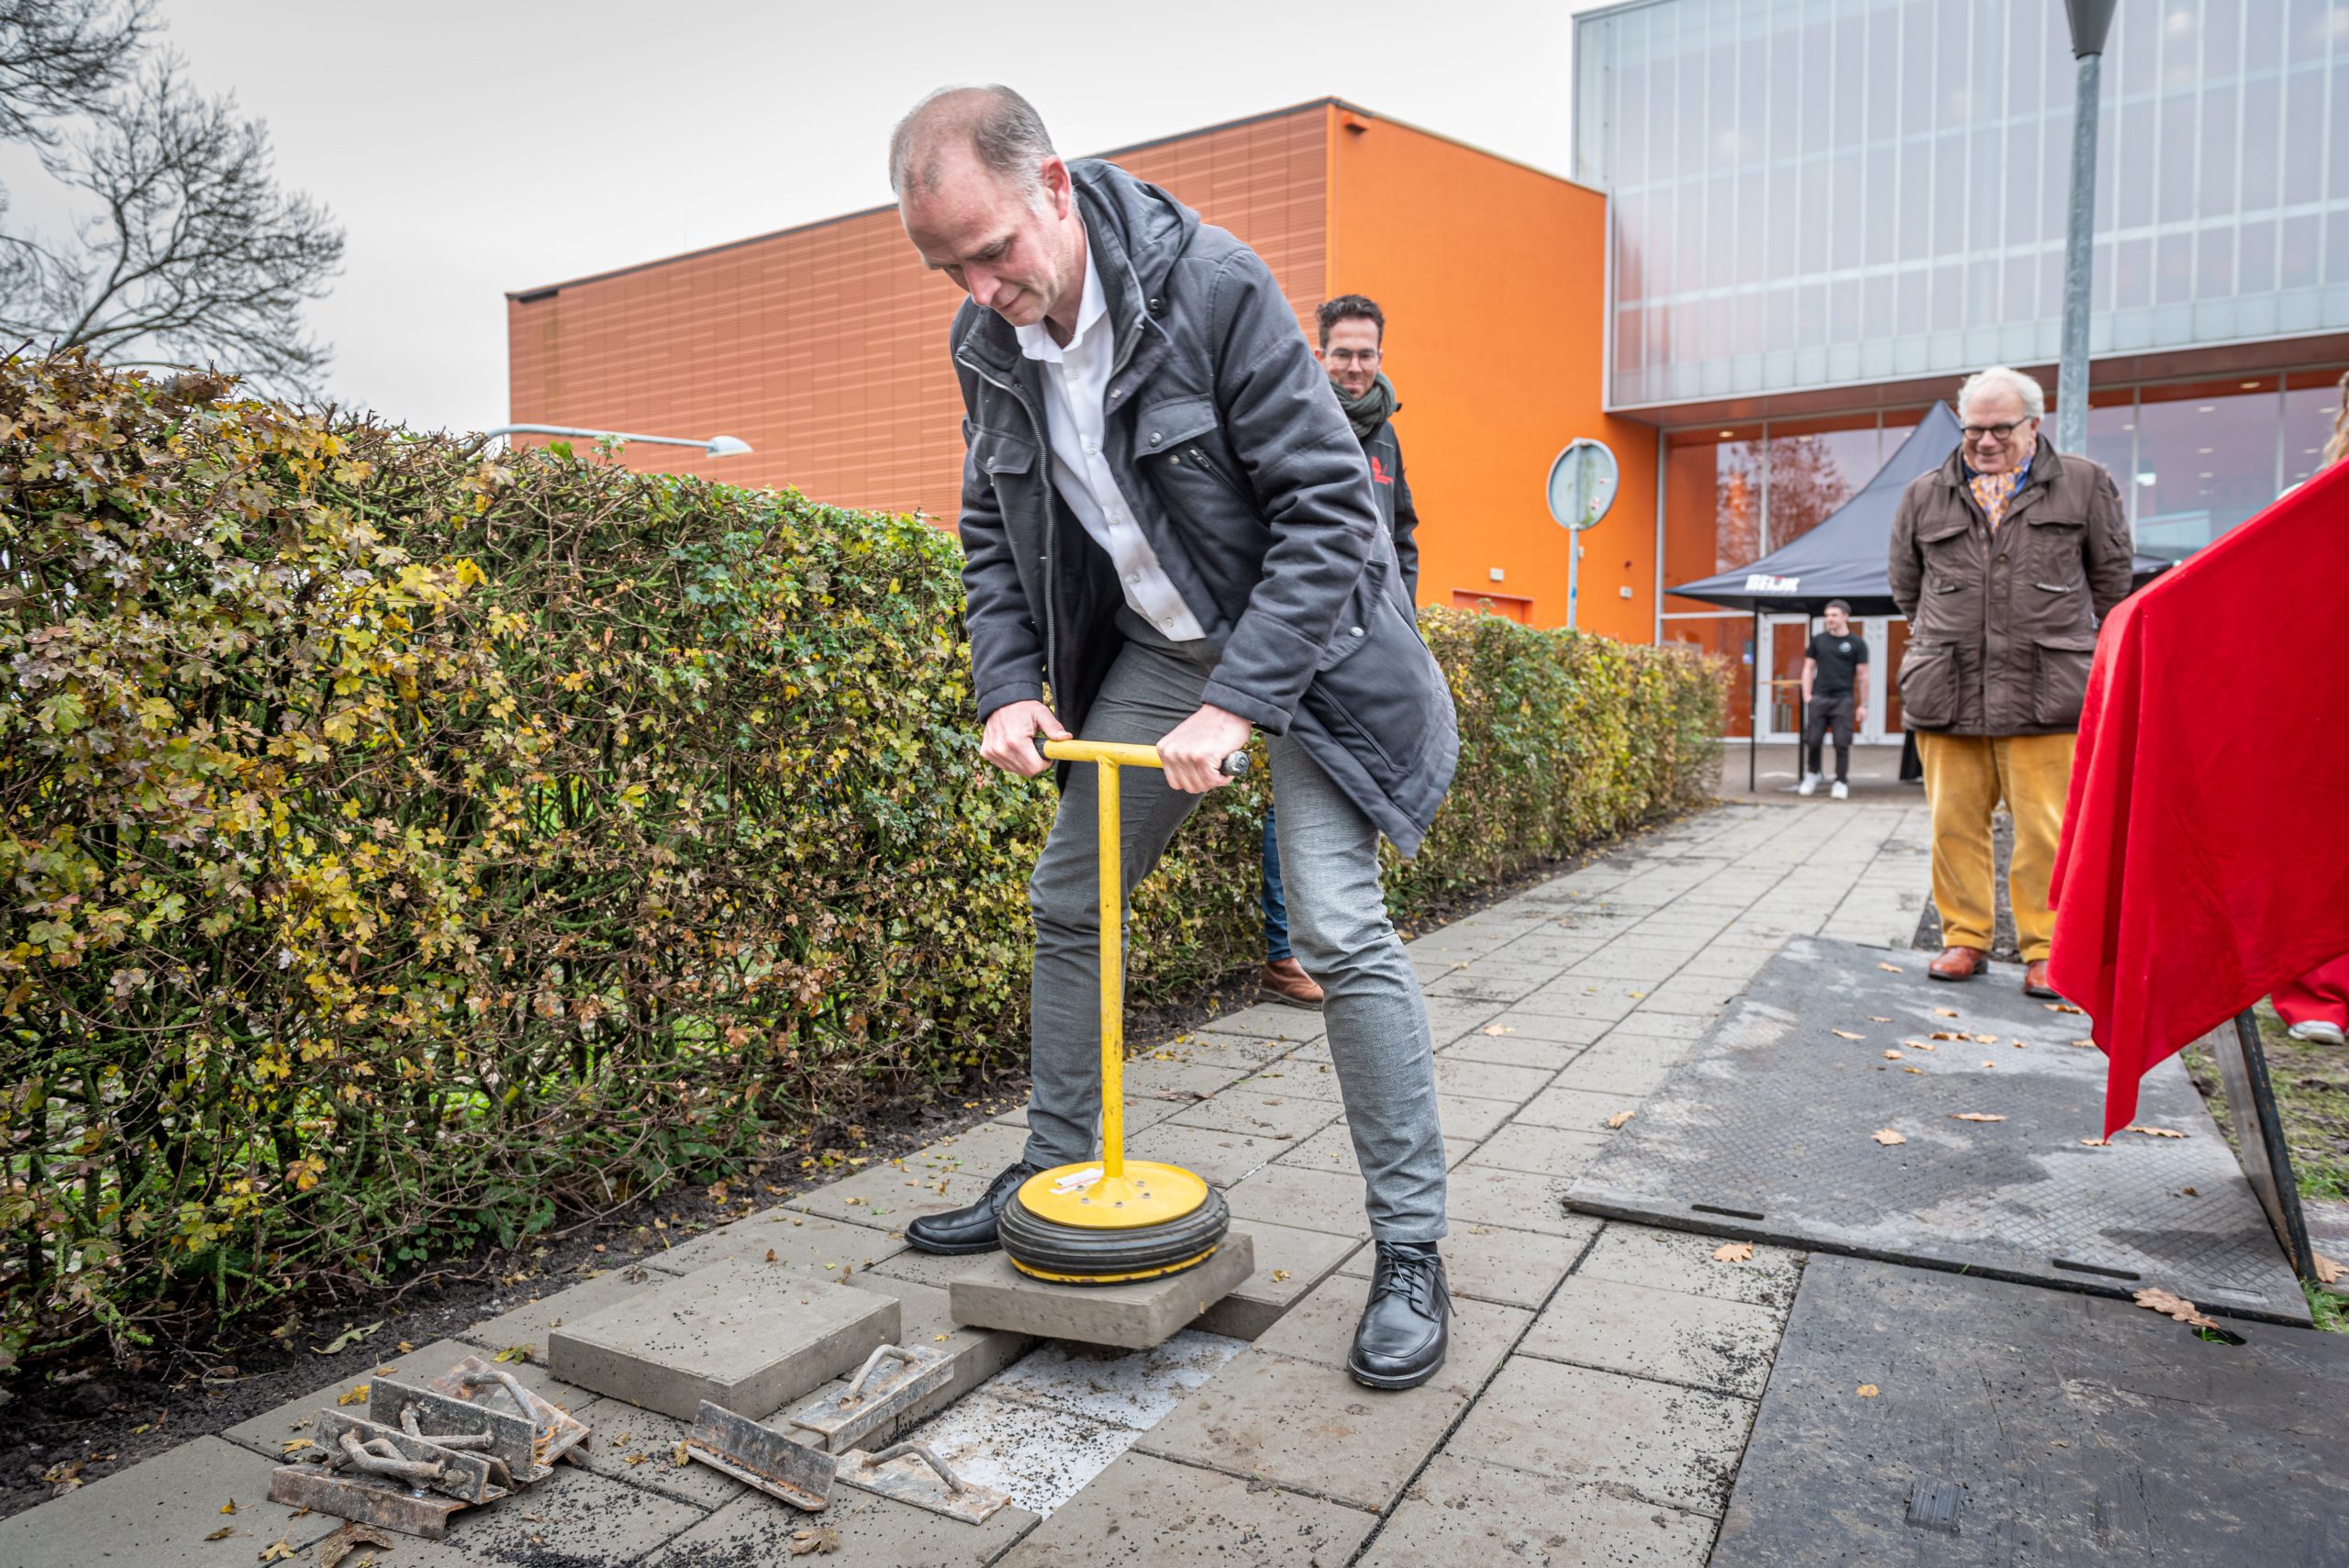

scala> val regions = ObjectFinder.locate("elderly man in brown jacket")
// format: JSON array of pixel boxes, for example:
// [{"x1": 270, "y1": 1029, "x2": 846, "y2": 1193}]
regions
[{"x1": 1889, "y1": 366, "x2": 2132, "y2": 998}]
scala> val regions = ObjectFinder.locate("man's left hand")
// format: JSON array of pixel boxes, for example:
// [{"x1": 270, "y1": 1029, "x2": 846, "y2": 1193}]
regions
[{"x1": 1158, "y1": 704, "x2": 1253, "y2": 794}]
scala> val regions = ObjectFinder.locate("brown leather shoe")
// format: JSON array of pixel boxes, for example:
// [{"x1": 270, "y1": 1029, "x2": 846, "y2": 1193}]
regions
[
  {"x1": 1260, "y1": 958, "x2": 1325, "y2": 1008},
  {"x1": 1928, "y1": 946, "x2": 1987, "y2": 981},
  {"x1": 2022, "y1": 960, "x2": 2061, "y2": 999}
]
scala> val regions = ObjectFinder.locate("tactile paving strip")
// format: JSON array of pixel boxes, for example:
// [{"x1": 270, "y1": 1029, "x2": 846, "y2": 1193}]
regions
[{"x1": 1566, "y1": 937, "x2": 2310, "y2": 1325}]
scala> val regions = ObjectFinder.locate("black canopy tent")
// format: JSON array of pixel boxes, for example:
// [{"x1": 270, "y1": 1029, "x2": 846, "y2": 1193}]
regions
[{"x1": 1667, "y1": 402, "x2": 2171, "y2": 791}]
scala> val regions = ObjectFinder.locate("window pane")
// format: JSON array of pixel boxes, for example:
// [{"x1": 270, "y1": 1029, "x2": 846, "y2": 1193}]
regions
[
  {"x1": 2282, "y1": 376, "x2": 2345, "y2": 490},
  {"x1": 2132, "y1": 384, "x2": 2282, "y2": 561},
  {"x1": 1765, "y1": 424, "x2": 1879, "y2": 548}
]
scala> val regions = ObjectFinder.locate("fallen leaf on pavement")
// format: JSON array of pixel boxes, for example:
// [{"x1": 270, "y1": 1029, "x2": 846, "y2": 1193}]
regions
[
  {"x1": 1934, "y1": 1007, "x2": 1959, "y2": 1018},
  {"x1": 766, "y1": 1249, "x2": 778, "y2": 1262},
  {"x1": 2125, "y1": 1125, "x2": 2187, "y2": 1139},
  {"x1": 1480, "y1": 1024, "x2": 1514, "y2": 1036},
  {"x1": 624, "y1": 1453, "x2": 648, "y2": 1466},
  {"x1": 1271, "y1": 1269, "x2": 1291, "y2": 1283},
  {"x1": 1882, "y1": 1050, "x2": 1904, "y2": 1060},
  {"x1": 673, "y1": 1440, "x2": 689, "y2": 1467},
  {"x1": 1908, "y1": 1040, "x2": 1937, "y2": 1051},
  {"x1": 1711, "y1": 1241, "x2": 1754, "y2": 1262},
  {"x1": 2072, "y1": 1038, "x2": 2099, "y2": 1048},
  {"x1": 1981, "y1": 1060, "x2": 1998, "y2": 1068},
  {"x1": 206, "y1": 1528, "x2": 234, "y2": 1541},
  {"x1": 1951, "y1": 1113, "x2": 2007, "y2": 1122},
  {"x1": 788, "y1": 1525, "x2": 841, "y2": 1555},
  {"x1": 1856, "y1": 1384, "x2": 1879, "y2": 1397},
  {"x1": 1606, "y1": 1109, "x2": 1636, "y2": 1129},
  {"x1": 1972, "y1": 1032, "x2": 2000, "y2": 1043},
  {"x1": 1904, "y1": 1065, "x2": 1924, "y2": 1073},
  {"x1": 1871, "y1": 1129, "x2": 1907, "y2": 1145},
  {"x1": 2047, "y1": 1003, "x2": 2084, "y2": 1014},
  {"x1": 493, "y1": 1345, "x2": 530, "y2": 1363},
  {"x1": 221, "y1": 1501, "x2": 238, "y2": 1515},
  {"x1": 318, "y1": 1522, "x2": 395, "y2": 1568},
  {"x1": 1876, "y1": 962, "x2": 1904, "y2": 973},
  {"x1": 260, "y1": 1541, "x2": 297, "y2": 1564},
  {"x1": 1831, "y1": 1029, "x2": 1865, "y2": 1040},
  {"x1": 2133, "y1": 1287, "x2": 2217, "y2": 1329},
  {"x1": 2081, "y1": 1137, "x2": 2109, "y2": 1146},
  {"x1": 279, "y1": 1440, "x2": 312, "y2": 1455},
  {"x1": 1930, "y1": 1030, "x2": 1965, "y2": 1040},
  {"x1": 2316, "y1": 1252, "x2": 2343, "y2": 1285},
  {"x1": 335, "y1": 1385, "x2": 369, "y2": 1407}
]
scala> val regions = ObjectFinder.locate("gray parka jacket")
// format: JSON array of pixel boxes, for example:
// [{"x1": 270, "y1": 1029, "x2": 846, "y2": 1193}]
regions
[
  {"x1": 952, "y1": 159, "x2": 1459, "y2": 853},
  {"x1": 1887, "y1": 443, "x2": 2133, "y2": 736}
]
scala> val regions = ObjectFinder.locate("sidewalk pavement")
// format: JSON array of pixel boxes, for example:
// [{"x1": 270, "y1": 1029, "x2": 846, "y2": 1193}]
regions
[{"x1": 0, "y1": 795, "x2": 1933, "y2": 1568}]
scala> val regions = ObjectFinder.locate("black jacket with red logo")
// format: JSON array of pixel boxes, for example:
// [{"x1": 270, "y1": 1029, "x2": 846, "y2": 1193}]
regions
[{"x1": 1359, "y1": 418, "x2": 1419, "y2": 603}]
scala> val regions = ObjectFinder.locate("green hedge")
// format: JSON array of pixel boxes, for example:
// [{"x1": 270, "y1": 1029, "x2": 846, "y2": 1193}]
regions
[{"x1": 0, "y1": 357, "x2": 1724, "y2": 1361}]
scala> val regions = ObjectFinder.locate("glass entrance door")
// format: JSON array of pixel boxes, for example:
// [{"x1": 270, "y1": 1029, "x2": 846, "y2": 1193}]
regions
[{"x1": 1756, "y1": 615, "x2": 1902, "y2": 744}]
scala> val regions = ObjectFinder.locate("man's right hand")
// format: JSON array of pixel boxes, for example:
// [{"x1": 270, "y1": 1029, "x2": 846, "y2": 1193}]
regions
[{"x1": 980, "y1": 700, "x2": 1070, "y2": 777}]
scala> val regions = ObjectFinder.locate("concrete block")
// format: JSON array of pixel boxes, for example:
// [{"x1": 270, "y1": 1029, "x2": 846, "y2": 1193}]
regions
[
  {"x1": 994, "y1": 1451, "x2": 1374, "y2": 1567},
  {"x1": 1437, "y1": 1030, "x2": 1583, "y2": 1072},
  {"x1": 454, "y1": 1262, "x2": 668, "y2": 1359},
  {"x1": 1168, "y1": 1087, "x2": 1341, "y2": 1142},
  {"x1": 1574, "y1": 1224, "x2": 1804, "y2": 1311},
  {"x1": 1443, "y1": 1357, "x2": 1755, "y2": 1518},
  {"x1": 1431, "y1": 1055, "x2": 1557, "y2": 1103},
  {"x1": 787, "y1": 1164, "x2": 991, "y2": 1230},
  {"x1": 1510, "y1": 986, "x2": 1640, "y2": 1023},
  {"x1": 1549, "y1": 1050, "x2": 1676, "y2": 1097},
  {"x1": 0, "y1": 1437, "x2": 340, "y2": 1568},
  {"x1": 948, "y1": 1232, "x2": 1254, "y2": 1351},
  {"x1": 1339, "y1": 1220, "x2": 1586, "y2": 1310},
  {"x1": 1519, "y1": 1274, "x2": 1784, "y2": 1398},
  {"x1": 549, "y1": 1257, "x2": 899, "y2": 1420},
  {"x1": 1191, "y1": 1219, "x2": 1363, "y2": 1340},
  {"x1": 1253, "y1": 1274, "x2": 1531, "y2": 1395},
  {"x1": 651, "y1": 1207, "x2": 902, "y2": 1276},
  {"x1": 1223, "y1": 1163, "x2": 1371, "y2": 1238},
  {"x1": 1159, "y1": 1027, "x2": 1299, "y2": 1068},
  {"x1": 1443, "y1": 1163, "x2": 1591, "y2": 1239},
  {"x1": 1131, "y1": 1347, "x2": 1469, "y2": 1512},
  {"x1": 643, "y1": 1484, "x2": 1040, "y2": 1568},
  {"x1": 1201, "y1": 1002, "x2": 1327, "y2": 1042},
  {"x1": 1431, "y1": 1093, "x2": 1519, "y2": 1142},
  {"x1": 1121, "y1": 1056, "x2": 1251, "y2": 1102},
  {"x1": 1130, "y1": 1118, "x2": 1294, "y2": 1186},
  {"x1": 1362, "y1": 1451, "x2": 1714, "y2": 1568},
  {"x1": 1473, "y1": 1008, "x2": 1613, "y2": 1046},
  {"x1": 898, "y1": 1118, "x2": 1033, "y2": 1176},
  {"x1": 1231, "y1": 1057, "x2": 1347, "y2": 1101},
  {"x1": 1464, "y1": 1121, "x2": 1612, "y2": 1180},
  {"x1": 1513, "y1": 1084, "x2": 1643, "y2": 1134},
  {"x1": 1274, "y1": 1120, "x2": 1477, "y2": 1178}
]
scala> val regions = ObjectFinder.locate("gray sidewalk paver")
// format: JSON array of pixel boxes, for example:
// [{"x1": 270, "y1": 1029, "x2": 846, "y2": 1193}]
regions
[
  {"x1": 1334, "y1": 1219, "x2": 1586, "y2": 1309},
  {"x1": 1575, "y1": 1225, "x2": 1805, "y2": 1310},
  {"x1": 646, "y1": 1208, "x2": 898, "y2": 1276},
  {"x1": 994, "y1": 1451, "x2": 1374, "y2": 1566},
  {"x1": 1445, "y1": 1357, "x2": 1755, "y2": 1518},
  {"x1": 1130, "y1": 1119, "x2": 1296, "y2": 1185},
  {"x1": 1275, "y1": 1119, "x2": 1478, "y2": 1176},
  {"x1": 1520, "y1": 1273, "x2": 1786, "y2": 1397},
  {"x1": 0, "y1": 1436, "x2": 340, "y2": 1568},
  {"x1": 1254, "y1": 1275, "x2": 1532, "y2": 1395},
  {"x1": 1429, "y1": 1055, "x2": 1557, "y2": 1103},
  {"x1": 1548, "y1": 1051, "x2": 1678, "y2": 1097},
  {"x1": 1431, "y1": 1093, "x2": 1520, "y2": 1141},
  {"x1": 1474, "y1": 1007, "x2": 1614, "y2": 1045},
  {"x1": 357, "y1": 1460, "x2": 703, "y2": 1567},
  {"x1": 787, "y1": 1164, "x2": 991, "y2": 1229},
  {"x1": 1463, "y1": 1121, "x2": 1611, "y2": 1179},
  {"x1": 643, "y1": 1485, "x2": 1039, "y2": 1568},
  {"x1": 1514, "y1": 1083, "x2": 1643, "y2": 1133},
  {"x1": 455, "y1": 1262, "x2": 669, "y2": 1359},
  {"x1": 1358, "y1": 1451, "x2": 1714, "y2": 1568},
  {"x1": 1441, "y1": 1163, "x2": 1590, "y2": 1239},
  {"x1": 1436, "y1": 1030, "x2": 1583, "y2": 1072},
  {"x1": 1223, "y1": 1162, "x2": 1377, "y2": 1237},
  {"x1": 1192, "y1": 1218, "x2": 1363, "y2": 1340},
  {"x1": 1168, "y1": 1086, "x2": 1342, "y2": 1141}
]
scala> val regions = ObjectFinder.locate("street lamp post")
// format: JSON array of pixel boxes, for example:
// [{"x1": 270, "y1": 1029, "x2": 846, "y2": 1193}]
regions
[
  {"x1": 2055, "y1": 0, "x2": 2120, "y2": 458},
  {"x1": 467, "y1": 424, "x2": 752, "y2": 460}
]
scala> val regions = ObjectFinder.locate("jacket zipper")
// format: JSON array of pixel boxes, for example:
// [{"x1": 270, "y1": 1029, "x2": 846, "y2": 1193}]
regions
[{"x1": 960, "y1": 352, "x2": 1060, "y2": 701}]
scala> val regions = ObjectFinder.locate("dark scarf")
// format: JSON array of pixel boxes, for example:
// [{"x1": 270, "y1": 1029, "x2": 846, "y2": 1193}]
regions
[{"x1": 1335, "y1": 373, "x2": 1398, "y2": 441}]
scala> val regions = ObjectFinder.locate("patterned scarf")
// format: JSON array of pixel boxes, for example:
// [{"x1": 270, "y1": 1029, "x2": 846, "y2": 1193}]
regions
[{"x1": 1968, "y1": 469, "x2": 2022, "y2": 529}]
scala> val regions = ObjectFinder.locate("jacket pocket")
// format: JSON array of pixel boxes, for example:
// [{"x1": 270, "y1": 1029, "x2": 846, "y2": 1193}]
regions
[
  {"x1": 1898, "y1": 639, "x2": 1960, "y2": 729},
  {"x1": 1303, "y1": 567, "x2": 1434, "y2": 779},
  {"x1": 2032, "y1": 631, "x2": 2098, "y2": 728}
]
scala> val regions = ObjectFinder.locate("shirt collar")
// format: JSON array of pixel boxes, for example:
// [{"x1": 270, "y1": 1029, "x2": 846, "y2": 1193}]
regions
[{"x1": 1015, "y1": 234, "x2": 1106, "y2": 364}]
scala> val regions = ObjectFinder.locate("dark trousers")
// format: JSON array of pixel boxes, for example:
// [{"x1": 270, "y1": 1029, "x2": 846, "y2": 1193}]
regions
[
  {"x1": 1261, "y1": 805, "x2": 1291, "y2": 962},
  {"x1": 1803, "y1": 691, "x2": 1855, "y2": 781}
]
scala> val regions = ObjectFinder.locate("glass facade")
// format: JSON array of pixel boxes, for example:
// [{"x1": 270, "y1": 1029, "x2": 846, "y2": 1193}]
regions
[{"x1": 1577, "y1": 0, "x2": 2349, "y2": 407}]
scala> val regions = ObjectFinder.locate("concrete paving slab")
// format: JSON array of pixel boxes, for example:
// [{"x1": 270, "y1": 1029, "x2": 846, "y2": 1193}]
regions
[
  {"x1": 647, "y1": 1208, "x2": 900, "y2": 1276},
  {"x1": 549, "y1": 1258, "x2": 899, "y2": 1420},
  {"x1": 562, "y1": 1396, "x2": 751, "y2": 1508},
  {"x1": 1606, "y1": 1008, "x2": 1715, "y2": 1040},
  {"x1": 453, "y1": 1262, "x2": 670, "y2": 1360},
  {"x1": 1437, "y1": 1030, "x2": 1583, "y2": 1072},
  {"x1": 900, "y1": 1118, "x2": 1033, "y2": 1176},
  {"x1": 1204, "y1": 1002, "x2": 1327, "y2": 1042},
  {"x1": 1514, "y1": 1084, "x2": 1645, "y2": 1134},
  {"x1": 1431, "y1": 1093, "x2": 1520, "y2": 1142},
  {"x1": 1420, "y1": 994, "x2": 1509, "y2": 1044},
  {"x1": 0, "y1": 1436, "x2": 340, "y2": 1568},
  {"x1": 991, "y1": 1092, "x2": 1191, "y2": 1135},
  {"x1": 1191, "y1": 1220, "x2": 1364, "y2": 1340},
  {"x1": 1548, "y1": 1050, "x2": 1678, "y2": 1097},
  {"x1": 1442, "y1": 1163, "x2": 1592, "y2": 1240},
  {"x1": 993, "y1": 1451, "x2": 1375, "y2": 1567},
  {"x1": 641, "y1": 1484, "x2": 1040, "y2": 1568},
  {"x1": 1336, "y1": 1220, "x2": 1585, "y2": 1310},
  {"x1": 985, "y1": 1328, "x2": 1247, "y2": 1431},
  {"x1": 1574, "y1": 1225, "x2": 1805, "y2": 1311},
  {"x1": 1520, "y1": 1274, "x2": 1784, "y2": 1398},
  {"x1": 342, "y1": 1455, "x2": 705, "y2": 1567},
  {"x1": 788, "y1": 1165, "x2": 991, "y2": 1230},
  {"x1": 1122, "y1": 1057, "x2": 1252, "y2": 1104},
  {"x1": 1424, "y1": 967, "x2": 1553, "y2": 1004},
  {"x1": 1429, "y1": 1055, "x2": 1557, "y2": 1103},
  {"x1": 1274, "y1": 1119, "x2": 1476, "y2": 1178},
  {"x1": 1509, "y1": 986, "x2": 1641, "y2": 1023},
  {"x1": 902, "y1": 1387, "x2": 1139, "y2": 1517},
  {"x1": 1132, "y1": 1348, "x2": 1470, "y2": 1512},
  {"x1": 1231, "y1": 1058, "x2": 1347, "y2": 1101},
  {"x1": 1161, "y1": 1027, "x2": 1300, "y2": 1067},
  {"x1": 949, "y1": 1232, "x2": 1253, "y2": 1350},
  {"x1": 1253, "y1": 1273, "x2": 1531, "y2": 1395},
  {"x1": 1223, "y1": 1163, "x2": 1372, "y2": 1237},
  {"x1": 1472, "y1": 1007, "x2": 1614, "y2": 1046},
  {"x1": 1445, "y1": 1357, "x2": 1755, "y2": 1518},
  {"x1": 1360, "y1": 1451, "x2": 1714, "y2": 1568},
  {"x1": 819, "y1": 1268, "x2": 1034, "y2": 1412},
  {"x1": 1167, "y1": 1087, "x2": 1341, "y2": 1141},
  {"x1": 1464, "y1": 1122, "x2": 1613, "y2": 1180},
  {"x1": 1128, "y1": 1118, "x2": 1294, "y2": 1186}
]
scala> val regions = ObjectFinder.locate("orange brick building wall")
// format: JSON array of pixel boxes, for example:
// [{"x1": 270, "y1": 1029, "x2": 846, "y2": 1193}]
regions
[{"x1": 506, "y1": 100, "x2": 1657, "y2": 640}]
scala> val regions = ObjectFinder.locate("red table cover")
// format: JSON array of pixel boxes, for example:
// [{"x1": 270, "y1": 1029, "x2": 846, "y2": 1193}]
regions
[{"x1": 2047, "y1": 456, "x2": 2349, "y2": 1137}]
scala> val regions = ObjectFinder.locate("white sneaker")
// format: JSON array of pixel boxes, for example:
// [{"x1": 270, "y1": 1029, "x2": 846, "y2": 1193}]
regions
[
  {"x1": 1797, "y1": 773, "x2": 1820, "y2": 796},
  {"x1": 1831, "y1": 780, "x2": 1850, "y2": 800},
  {"x1": 2288, "y1": 1019, "x2": 2347, "y2": 1045}
]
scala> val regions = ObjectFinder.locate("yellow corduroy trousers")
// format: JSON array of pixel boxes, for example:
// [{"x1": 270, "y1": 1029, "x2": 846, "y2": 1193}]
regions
[{"x1": 1915, "y1": 730, "x2": 2077, "y2": 964}]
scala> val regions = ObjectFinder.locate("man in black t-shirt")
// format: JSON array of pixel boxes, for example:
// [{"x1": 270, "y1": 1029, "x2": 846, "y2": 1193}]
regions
[{"x1": 1798, "y1": 599, "x2": 1869, "y2": 800}]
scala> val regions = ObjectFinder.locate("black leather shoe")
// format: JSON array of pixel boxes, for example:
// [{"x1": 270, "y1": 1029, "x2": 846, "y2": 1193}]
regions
[
  {"x1": 904, "y1": 1160, "x2": 1041, "y2": 1255},
  {"x1": 1348, "y1": 1240, "x2": 1452, "y2": 1389}
]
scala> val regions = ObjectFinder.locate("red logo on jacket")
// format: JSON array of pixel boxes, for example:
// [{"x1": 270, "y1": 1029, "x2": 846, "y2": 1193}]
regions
[{"x1": 1370, "y1": 455, "x2": 1394, "y2": 486}]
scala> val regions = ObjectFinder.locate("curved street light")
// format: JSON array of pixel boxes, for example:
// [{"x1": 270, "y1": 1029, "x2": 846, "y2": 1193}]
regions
[{"x1": 466, "y1": 423, "x2": 752, "y2": 459}]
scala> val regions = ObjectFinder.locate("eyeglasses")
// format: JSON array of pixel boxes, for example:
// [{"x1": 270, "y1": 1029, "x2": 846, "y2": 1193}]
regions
[
  {"x1": 1324, "y1": 348, "x2": 1381, "y2": 366},
  {"x1": 1961, "y1": 420, "x2": 2031, "y2": 442}
]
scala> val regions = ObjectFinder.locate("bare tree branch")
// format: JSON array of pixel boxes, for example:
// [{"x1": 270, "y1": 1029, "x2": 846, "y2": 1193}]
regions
[
  {"x1": 0, "y1": 0, "x2": 151, "y2": 143},
  {"x1": 0, "y1": 53, "x2": 344, "y2": 396}
]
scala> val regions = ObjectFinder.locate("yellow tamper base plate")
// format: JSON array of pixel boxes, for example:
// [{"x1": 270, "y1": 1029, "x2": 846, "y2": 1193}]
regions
[{"x1": 1015, "y1": 1161, "x2": 1212, "y2": 1230}]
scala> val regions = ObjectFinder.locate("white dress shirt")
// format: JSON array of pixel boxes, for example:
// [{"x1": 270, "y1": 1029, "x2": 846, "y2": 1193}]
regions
[{"x1": 1015, "y1": 238, "x2": 1206, "y2": 642}]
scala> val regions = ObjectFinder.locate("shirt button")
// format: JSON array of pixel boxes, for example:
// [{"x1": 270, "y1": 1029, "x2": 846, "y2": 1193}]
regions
[{"x1": 1351, "y1": 626, "x2": 1365, "y2": 637}]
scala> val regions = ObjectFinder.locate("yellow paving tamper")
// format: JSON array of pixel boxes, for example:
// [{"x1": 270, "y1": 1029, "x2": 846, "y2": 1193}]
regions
[{"x1": 995, "y1": 738, "x2": 1244, "y2": 1285}]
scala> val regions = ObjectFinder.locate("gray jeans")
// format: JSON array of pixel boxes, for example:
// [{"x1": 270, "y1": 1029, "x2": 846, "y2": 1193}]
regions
[{"x1": 1021, "y1": 613, "x2": 1447, "y2": 1241}]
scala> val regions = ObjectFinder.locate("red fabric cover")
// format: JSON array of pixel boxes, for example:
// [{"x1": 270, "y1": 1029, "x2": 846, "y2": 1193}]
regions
[{"x1": 2048, "y1": 456, "x2": 2349, "y2": 1137}]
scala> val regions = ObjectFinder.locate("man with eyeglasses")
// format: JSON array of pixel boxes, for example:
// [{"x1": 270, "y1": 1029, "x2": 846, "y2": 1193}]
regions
[
  {"x1": 1255, "y1": 294, "x2": 1426, "y2": 1008},
  {"x1": 1889, "y1": 365, "x2": 2132, "y2": 998}
]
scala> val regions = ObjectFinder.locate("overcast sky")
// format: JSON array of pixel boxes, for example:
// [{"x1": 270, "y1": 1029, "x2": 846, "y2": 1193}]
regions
[{"x1": 89, "y1": 0, "x2": 1603, "y2": 434}]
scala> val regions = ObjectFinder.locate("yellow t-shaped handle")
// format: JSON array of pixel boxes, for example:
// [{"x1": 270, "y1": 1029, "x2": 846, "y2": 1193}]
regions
[{"x1": 1033, "y1": 738, "x2": 1249, "y2": 1178}]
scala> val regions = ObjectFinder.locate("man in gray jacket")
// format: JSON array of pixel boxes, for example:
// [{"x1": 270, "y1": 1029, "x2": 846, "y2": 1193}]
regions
[{"x1": 891, "y1": 85, "x2": 1459, "y2": 1389}]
